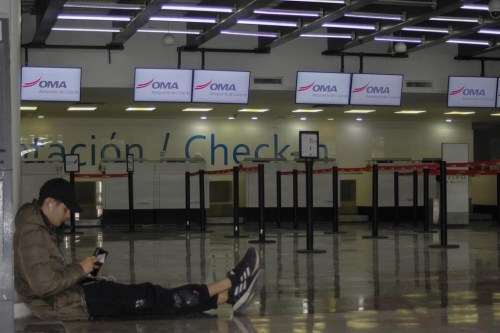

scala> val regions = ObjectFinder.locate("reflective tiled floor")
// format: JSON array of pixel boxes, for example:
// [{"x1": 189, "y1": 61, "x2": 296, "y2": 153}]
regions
[{"x1": 15, "y1": 221, "x2": 500, "y2": 332}]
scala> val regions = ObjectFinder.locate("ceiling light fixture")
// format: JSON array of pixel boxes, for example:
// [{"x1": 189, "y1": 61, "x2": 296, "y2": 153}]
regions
[
  {"x1": 395, "y1": 110, "x2": 426, "y2": 114},
  {"x1": 221, "y1": 30, "x2": 279, "y2": 38},
  {"x1": 461, "y1": 3, "x2": 489, "y2": 11},
  {"x1": 58, "y1": 14, "x2": 131, "y2": 21},
  {"x1": 37, "y1": 115, "x2": 45, "y2": 119},
  {"x1": 345, "y1": 109, "x2": 376, "y2": 113},
  {"x1": 327, "y1": 118, "x2": 334, "y2": 121},
  {"x1": 344, "y1": 11, "x2": 405, "y2": 21},
  {"x1": 444, "y1": 111, "x2": 476, "y2": 115},
  {"x1": 300, "y1": 117, "x2": 307, "y2": 120},
  {"x1": 300, "y1": 32, "x2": 353, "y2": 39},
  {"x1": 251, "y1": 116, "x2": 259, "y2": 120},
  {"x1": 445, "y1": 119, "x2": 452, "y2": 123},
  {"x1": 292, "y1": 109, "x2": 323, "y2": 113},
  {"x1": 356, "y1": 117, "x2": 363, "y2": 121},
  {"x1": 322, "y1": 22, "x2": 378, "y2": 30},
  {"x1": 64, "y1": 2, "x2": 143, "y2": 10},
  {"x1": 162, "y1": 4, "x2": 234, "y2": 13},
  {"x1": 138, "y1": 29, "x2": 201, "y2": 35},
  {"x1": 479, "y1": 28, "x2": 500, "y2": 35},
  {"x1": 67, "y1": 106, "x2": 97, "y2": 111},
  {"x1": 200, "y1": 116, "x2": 208, "y2": 120},
  {"x1": 253, "y1": 8, "x2": 321, "y2": 17},
  {"x1": 20, "y1": 106, "x2": 37, "y2": 111},
  {"x1": 126, "y1": 107, "x2": 156, "y2": 111},
  {"x1": 429, "y1": 15, "x2": 482, "y2": 23},
  {"x1": 237, "y1": 19, "x2": 298, "y2": 27},
  {"x1": 150, "y1": 16, "x2": 217, "y2": 24},
  {"x1": 402, "y1": 26, "x2": 450, "y2": 34},
  {"x1": 491, "y1": 113, "x2": 500, "y2": 116},
  {"x1": 238, "y1": 108, "x2": 269, "y2": 112},
  {"x1": 375, "y1": 36, "x2": 423, "y2": 43},
  {"x1": 446, "y1": 38, "x2": 492, "y2": 46},
  {"x1": 228, "y1": 116, "x2": 236, "y2": 120},
  {"x1": 183, "y1": 108, "x2": 213, "y2": 112},
  {"x1": 52, "y1": 27, "x2": 121, "y2": 33}
]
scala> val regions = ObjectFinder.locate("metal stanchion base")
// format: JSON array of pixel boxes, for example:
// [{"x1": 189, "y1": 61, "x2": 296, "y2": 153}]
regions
[
  {"x1": 415, "y1": 229, "x2": 438, "y2": 234},
  {"x1": 324, "y1": 231, "x2": 348, "y2": 235},
  {"x1": 224, "y1": 234, "x2": 250, "y2": 239},
  {"x1": 297, "y1": 249, "x2": 327, "y2": 254},
  {"x1": 429, "y1": 244, "x2": 460, "y2": 249},
  {"x1": 60, "y1": 231, "x2": 84, "y2": 235},
  {"x1": 248, "y1": 239, "x2": 276, "y2": 244},
  {"x1": 362, "y1": 235, "x2": 389, "y2": 239}
]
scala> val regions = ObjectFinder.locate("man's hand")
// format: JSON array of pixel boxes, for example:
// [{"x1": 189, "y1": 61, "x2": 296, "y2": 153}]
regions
[{"x1": 79, "y1": 256, "x2": 97, "y2": 274}]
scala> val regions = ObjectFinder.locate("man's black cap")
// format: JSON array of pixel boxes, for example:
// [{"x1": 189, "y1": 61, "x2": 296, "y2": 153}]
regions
[{"x1": 39, "y1": 178, "x2": 83, "y2": 213}]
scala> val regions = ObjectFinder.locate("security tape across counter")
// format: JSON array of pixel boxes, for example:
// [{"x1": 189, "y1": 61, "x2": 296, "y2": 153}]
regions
[{"x1": 20, "y1": 158, "x2": 500, "y2": 246}]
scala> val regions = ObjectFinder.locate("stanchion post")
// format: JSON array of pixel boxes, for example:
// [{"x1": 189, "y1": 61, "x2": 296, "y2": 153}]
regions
[
  {"x1": 413, "y1": 170, "x2": 418, "y2": 228},
  {"x1": 185, "y1": 171, "x2": 191, "y2": 231},
  {"x1": 325, "y1": 166, "x2": 346, "y2": 235},
  {"x1": 394, "y1": 171, "x2": 399, "y2": 227},
  {"x1": 128, "y1": 170, "x2": 134, "y2": 232},
  {"x1": 293, "y1": 169, "x2": 299, "y2": 229},
  {"x1": 423, "y1": 168, "x2": 430, "y2": 232},
  {"x1": 276, "y1": 170, "x2": 282, "y2": 228},
  {"x1": 249, "y1": 164, "x2": 275, "y2": 244},
  {"x1": 497, "y1": 173, "x2": 500, "y2": 226},
  {"x1": 363, "y1": 163, "x2": 388, "y2": 239},
  {"x1": 69, "y1": 171, "x2": 76, "y2": 233},
  {"x1": 429, "y1": 161, "x2": 459, "y2": 249},
  {"x1": 199, "y1": 169, "x2": 206, "y2": 232},
  {"x1": 225, "y1": 166, "x2": 249, "y2": 238}
]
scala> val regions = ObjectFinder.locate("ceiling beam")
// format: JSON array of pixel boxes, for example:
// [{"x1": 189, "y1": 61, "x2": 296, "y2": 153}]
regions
[
  {"x1": 108, "y1": 0, "x2": 166, "y2": 48},
  {"x1": 333, "y1": 0, "x2": 482, "y2": 51},
  {"x1": 30, "y1": 0, "x2": 68, "y2": 45},
  {"x1": 261, "y1": 0, "x2": 378, "y2": 50},
  {"x1": 185, "y1": 0, "x2": 275, "y2": 48}
]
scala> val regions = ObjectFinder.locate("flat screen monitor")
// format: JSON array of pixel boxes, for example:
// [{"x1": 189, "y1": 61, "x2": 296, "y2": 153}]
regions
[
  {"x1": 295, "y1": 71, "x2": 351, "y2": 105},
  {"x1": 21, "y1": 66, "x2": 81, "y2": 102},
  {"x1": 349, "y1": 73, "x2": 403, "y2": 106},
  {"x1": 192, "y1": 70, "x2": 250, "y2": 104},
  {"x1": 447, "y1": 76, "x2": 497, "y2": 108},
  {"x1": 134, "y1": 68, "x2": 193, "y2": 102}
]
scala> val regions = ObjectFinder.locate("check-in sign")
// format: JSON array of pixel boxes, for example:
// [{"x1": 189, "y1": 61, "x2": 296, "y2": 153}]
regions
[
  {"x1": 192, "y1": 70, "x2": 250, "y2": 104},
  {"x1": 21, "y1": 67, "x2": 81, "y2": 102},
  {"x1": 134, "y1": 68, "x2": 193, "y2": 102},
  {"x1": 448, "y1": 76, "x2": 497, "y2": 108},
  {"x1": 350, "y1": 74, "x2": 403, "y2": 106},
  {"x1": 295, "y1": 72, "x2": 351, "y2": 105}
]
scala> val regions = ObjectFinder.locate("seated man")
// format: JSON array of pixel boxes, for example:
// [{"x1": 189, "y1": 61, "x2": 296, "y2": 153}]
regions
[{"x1": 14, "y1": 178, "x2": 262, "y2": 320}]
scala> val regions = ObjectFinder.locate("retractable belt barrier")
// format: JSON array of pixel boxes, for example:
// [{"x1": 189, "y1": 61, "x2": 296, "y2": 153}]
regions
[{"x1": 74, "y1": 160, "x2": 500, "y2": 245}]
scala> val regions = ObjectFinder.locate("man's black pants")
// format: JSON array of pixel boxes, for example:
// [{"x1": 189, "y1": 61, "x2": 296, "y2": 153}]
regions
[{"x1": 81, "y1": 280, "x2": 218, "y2": 318}]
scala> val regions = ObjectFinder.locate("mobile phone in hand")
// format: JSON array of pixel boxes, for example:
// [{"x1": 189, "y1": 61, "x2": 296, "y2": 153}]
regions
[{"x1": 90, "y1": 247, "x2": 108, "y2": 276}]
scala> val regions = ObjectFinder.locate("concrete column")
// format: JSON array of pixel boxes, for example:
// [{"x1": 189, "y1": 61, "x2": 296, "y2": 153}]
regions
[{"x1": 0, "y1": 1, "x2": 21, "y2": 333}]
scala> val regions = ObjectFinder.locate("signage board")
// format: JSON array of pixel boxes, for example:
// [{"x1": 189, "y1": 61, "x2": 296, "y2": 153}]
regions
[
  {"x1": 447, "y1": 76, "x2": 497, "y2": 108},
  {"x1": 134, "y1": 68, "x2": 193, "y2": 102},
  {"x1": 295, "y1": 71, "x2": 351, "y2": 105},
  {"x1": 349, "y1": 73, "x2": 403, "y2": 106},
  {"x1": 21, "y1": 66, "x2": 81, "y2": 102},
  {"x1": 192, "y1": 70, "x2": 250, "y2": 104}
]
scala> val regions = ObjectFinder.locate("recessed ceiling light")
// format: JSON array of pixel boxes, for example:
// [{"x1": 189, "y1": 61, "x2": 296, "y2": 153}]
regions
[
  {"x1": 200, "y1": 116, "x2": 208, "y2": 120},
  {"x1": 395, "y1": 110, "x2": 426, "y2": 114},
  {"x1": 491, "y1": 113, "x2": 500, "y2": 116},
  {"x1": 126, "y1": 107, "x2": 156, "y2": 111},
  {"x1": 20, "y1": 106, "x2": 37, "y2": 111},
  {"x1": 345, "y1": 109, "x2": 375, "y2": 113},
  {"x1": 37, "y1": 115, "x2": 45, "y2": 119},
  {"x1": 183, "y1": 108, "x2": 213, "y2": 112},
  {"x1": 446, "y1": 119, "x2": 452, "y2": 123},
  {"x1": 67, "y1": 106, "x2": 97, "y2": 111},
  {"x1": 291, "y1": 109, "x2": 323, "y2": 113},
  {"x1": 52, "y1": 27, "x2": 121, "y2": 33},
  {"x1": 228, "y1": 116, "x2": 236, "y2": 120},
  {"x1": 327, "y1": 118, "x2": 334, "y2": 121},
  {"x1": 356, "y1": 117, "x2": 363, "y2": 121},
  {"x1": 444, "y1": 111, "x2": 475, "y2": 115},
  {"x1": 251, "y1": 116, "x2": 258, "y2": 120},
  {"x1": 238, "y1": 108, "x2": 269, "y2": 112},
  {"x1": 58, "y1": 14, "x2": 131, "y2": 21},
  {"x1": 300, "y1": 117, "x2": 307, "y2": 121}
]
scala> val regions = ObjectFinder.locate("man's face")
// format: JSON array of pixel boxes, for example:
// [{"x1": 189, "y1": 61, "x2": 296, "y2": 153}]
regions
[{"x1": 48, "y1": 201, "x2": 70, "y2": 227}]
